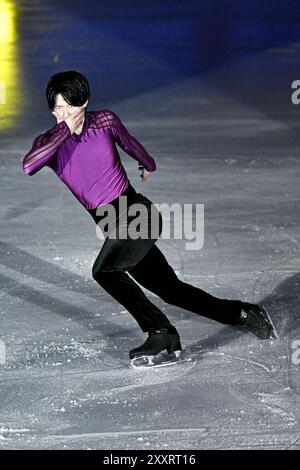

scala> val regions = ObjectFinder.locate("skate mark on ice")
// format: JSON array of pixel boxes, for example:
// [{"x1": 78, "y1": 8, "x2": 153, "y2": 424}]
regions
[
  {"x1": 226, "y1": 371, "x2": 298, "y2": 426},
  {"x1": 227, "y1": 380, "x2": 256, "y2": 408},
  {"x1": 206, "y1": 351, "x2": 271, "y2": 372},
  {"x1": 258, "y1": 393, "x2": 297, "y2": 423},
  {"x1": 30, "y1": 426, "x2": 208, "y2": 443},
  {"x1": 284, "y1": 435, "x2": 300, "y2": 450},
  {"x1": 0, "y1": 428, "x2": 31, "y2": 440},
  {"x1": 109, "y1": 358, "x2": 198, "y2": 391}
]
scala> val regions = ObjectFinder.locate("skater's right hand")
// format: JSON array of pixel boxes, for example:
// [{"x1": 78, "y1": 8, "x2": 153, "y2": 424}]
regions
[
  {"x1": 52, "y1": 106, "x2": 85, "y2": 134},
  {"x1": 139, "y1": 166, "x2": 152, "y2": 183}
]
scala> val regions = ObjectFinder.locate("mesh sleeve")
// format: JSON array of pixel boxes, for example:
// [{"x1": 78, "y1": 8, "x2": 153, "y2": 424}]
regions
[
  {"x1": 22, "y1": 120, "x2": 71, "y2": 175},
  {"x1": 102, "y1": 110, "x2": 157, "y2": 172}
]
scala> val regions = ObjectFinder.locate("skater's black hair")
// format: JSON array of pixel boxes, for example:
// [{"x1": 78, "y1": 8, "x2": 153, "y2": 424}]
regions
[{"x1": 45, "y1": 70, "x2": 90, "y2": 110}]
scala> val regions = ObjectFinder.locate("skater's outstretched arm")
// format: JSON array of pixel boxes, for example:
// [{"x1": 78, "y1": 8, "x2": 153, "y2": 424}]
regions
[
  {"x1": 22, "y1": 107, "x2": 84, "y2": 176},
  {"x1": 103, "y1": 110, "x2": 157, "y2": 173}
]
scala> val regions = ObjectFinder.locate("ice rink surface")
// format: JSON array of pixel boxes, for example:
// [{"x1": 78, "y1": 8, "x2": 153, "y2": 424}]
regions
[{"x1": 0, "y1": 0, "x2": 299, "y2": 449}]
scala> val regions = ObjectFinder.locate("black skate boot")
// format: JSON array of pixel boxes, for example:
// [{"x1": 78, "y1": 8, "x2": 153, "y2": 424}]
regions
[
  {"x1": 237, "y1": 302, "x2": 278, "y2": 340},
  {"x1": 129, "y1": 326, "x2": 182, "y2": 368},
  {"x1": 164, "y1": 324, "x2": 182, "y2": 351}
]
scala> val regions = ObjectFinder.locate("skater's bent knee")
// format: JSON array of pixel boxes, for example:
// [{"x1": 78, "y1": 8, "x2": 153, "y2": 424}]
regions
[{"x1": 92, "y1": 262, "x2": 119, "y2": 281}]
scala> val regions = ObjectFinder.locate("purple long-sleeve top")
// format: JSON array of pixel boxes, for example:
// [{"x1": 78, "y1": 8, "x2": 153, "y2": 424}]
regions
[{"x1": 22, "y1": 109, "x2": 157, "y2": 209}]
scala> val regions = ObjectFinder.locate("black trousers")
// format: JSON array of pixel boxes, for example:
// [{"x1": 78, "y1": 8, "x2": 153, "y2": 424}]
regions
[{"x1": 87, "y1": 182, "x2": 242, "y2": 333}]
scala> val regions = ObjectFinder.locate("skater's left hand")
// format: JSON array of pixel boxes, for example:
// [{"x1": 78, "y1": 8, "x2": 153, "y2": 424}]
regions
[{"x1": 139, "y1": 165, "x2": 151, "y2": 182}]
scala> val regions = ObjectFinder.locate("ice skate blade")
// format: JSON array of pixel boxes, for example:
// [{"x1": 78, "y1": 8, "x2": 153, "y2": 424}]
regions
[
  {"x1": 270, "y1": 330, "x2": 279, "y2": 340},
  {"x1": 130, "y1": 355, "x2": 155, "y2": 369},
  {"x1": 260, "y1": 304, "x2": 279, "y2": 340},
  {"x1": 129, "y1": 350, "x2": 189, "y2": 369}
]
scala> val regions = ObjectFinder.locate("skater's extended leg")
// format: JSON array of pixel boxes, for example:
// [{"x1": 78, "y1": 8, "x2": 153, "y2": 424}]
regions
[
  {"x1": 128, "y1": 245, "x2": 277, "y2": 338},
  {"x1": 128, "y1": 244, "x2": 242, "y2": 325}
]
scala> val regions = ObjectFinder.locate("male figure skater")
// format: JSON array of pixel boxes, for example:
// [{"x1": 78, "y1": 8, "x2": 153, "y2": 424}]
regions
[{"x1": 22, "y1": 71, "x2": 277, "y2": 367}]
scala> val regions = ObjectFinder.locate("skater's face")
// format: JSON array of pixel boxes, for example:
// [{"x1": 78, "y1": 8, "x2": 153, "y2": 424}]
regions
[{"x1": 52, "y1": 93, "x2": 88, "y2": 119}]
